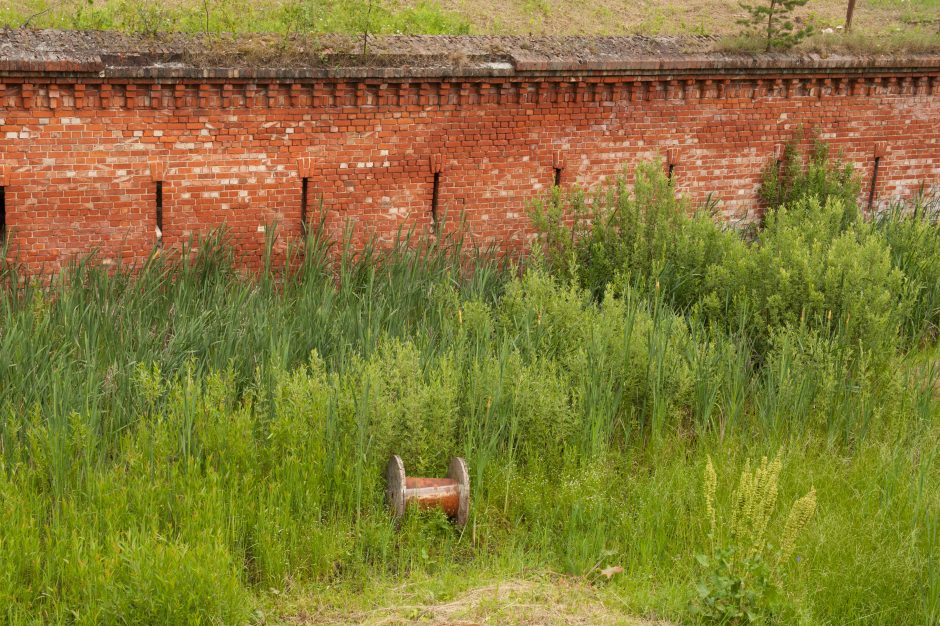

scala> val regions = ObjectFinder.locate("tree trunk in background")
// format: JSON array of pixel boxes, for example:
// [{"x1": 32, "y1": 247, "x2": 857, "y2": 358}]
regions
[{"x1": 845, "y1": 0, "x2": 857, "y2": 31}]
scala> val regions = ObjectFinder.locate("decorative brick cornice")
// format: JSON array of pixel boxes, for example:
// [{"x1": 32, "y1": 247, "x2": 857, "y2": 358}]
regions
[
  {"x1": 0, "y1": 73, "x2": 936, "y2": 112},
  {"x1": 0, "y1": 32, "x2": 937, "y2": 115}
]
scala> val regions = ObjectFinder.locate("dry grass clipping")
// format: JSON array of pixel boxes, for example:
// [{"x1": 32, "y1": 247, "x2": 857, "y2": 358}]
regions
[{"x1": 282, "y1": 577, "x2": 674, "y2": 625}]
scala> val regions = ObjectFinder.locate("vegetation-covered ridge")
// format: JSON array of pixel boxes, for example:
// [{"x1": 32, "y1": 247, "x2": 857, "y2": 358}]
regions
[
  {"x1": 1, "y1": 0, "x2": 938, "y2": 54},
  {"x1": 0, "y1": 145, "x2": 938, "y2": 624}
]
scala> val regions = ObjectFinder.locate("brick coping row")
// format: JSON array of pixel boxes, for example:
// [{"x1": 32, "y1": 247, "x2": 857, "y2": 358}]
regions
[{"x1": 1, "y1": 29, "x2": 939, "y2": 79}]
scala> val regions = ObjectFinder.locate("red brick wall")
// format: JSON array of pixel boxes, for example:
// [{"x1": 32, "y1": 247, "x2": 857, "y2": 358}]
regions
[{"x1": 1, "y1": 72, "x2": 938, "y2": 270}]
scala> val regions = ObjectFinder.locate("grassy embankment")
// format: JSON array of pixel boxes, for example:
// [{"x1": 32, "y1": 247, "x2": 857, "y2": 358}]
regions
[{"x1": 1, "y1": 0, "x2": 938, "y2": 53}]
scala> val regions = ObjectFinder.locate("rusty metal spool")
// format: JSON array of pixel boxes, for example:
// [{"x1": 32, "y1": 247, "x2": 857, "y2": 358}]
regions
[{"x1": 386, "y1": 455, "x2": 470, "y2": 527}]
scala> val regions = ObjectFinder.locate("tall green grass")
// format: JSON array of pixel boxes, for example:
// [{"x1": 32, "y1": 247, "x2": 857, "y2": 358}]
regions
[
  {"x1": 0, "y1": 176, "x2": 938, "y2": 623},
  {"x1": 1, "y1": 0, "x2": 471, "y2": 35}
]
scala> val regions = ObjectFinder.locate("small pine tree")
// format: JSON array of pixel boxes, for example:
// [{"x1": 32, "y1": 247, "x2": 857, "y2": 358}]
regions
[{"x1": 737, "y1": 0, "x2": 814, "y2": 52}]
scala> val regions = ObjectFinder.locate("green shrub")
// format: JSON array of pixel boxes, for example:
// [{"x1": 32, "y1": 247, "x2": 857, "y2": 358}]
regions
[
  {"x1": 530, "y1": 151, "x2": 925, "y2": 362},
  {"x1": 494, "y1": 268, "x2": 698, "y2": 447},
  {"x1": 356, "y1": 337, "x2": 460, "y2": 475},
  {"x1": 497, "y1": 267, "x2": 594, "y2": 362},
  {"x1": 875, "y1": 196, "x2": 940, "y2": 344},
  {"x1": 751, "y1": 195, "x2": 907, "y2": 357},
  {"x1": 759, "y1": 138, "x2": 860, "y2": 218},
  {"x1": 530, "y1": 160, "x2": 687, "y2": 298}
]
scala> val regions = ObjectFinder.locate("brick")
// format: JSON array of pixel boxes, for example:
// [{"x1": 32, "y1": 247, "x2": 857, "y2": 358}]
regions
[{"x1": 0, "y1": 68, "x2": 935, "y2": 271}]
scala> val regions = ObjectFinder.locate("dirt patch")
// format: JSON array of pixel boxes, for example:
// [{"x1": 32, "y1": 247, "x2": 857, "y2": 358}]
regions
[
  {"x1": 435, "y1": 0, "x2": 940, "y2": 38},
  {"x1": 279, "y1": 577, "x2": 674, "y2": 625}
]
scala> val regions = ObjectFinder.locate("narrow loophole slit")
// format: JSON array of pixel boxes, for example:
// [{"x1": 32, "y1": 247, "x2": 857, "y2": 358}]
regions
[
  {"x1": 867, "y1": 156, "x2": 881, "y2": 212},
  {"x1": 431, "y1": 172, "x2": 441, "y2": 230},
  {"x1": 667, "y1": 164, "x2": 675, "y2": 180},
  {"x1": 301, "y1": 176, "x2": 309, "y2": 235},
  {"x1": 155, "y1": 181, "x2": 163, "y2": 246},
  {"x1": 0, "y1": 187, "x2": 6, "y2": 244},
  {"x1": 773, "y1": 156, "x2": 783, "y2": 207},
  {"x1": 553, "y1": 167, "x2": 562, "y2": 187}
]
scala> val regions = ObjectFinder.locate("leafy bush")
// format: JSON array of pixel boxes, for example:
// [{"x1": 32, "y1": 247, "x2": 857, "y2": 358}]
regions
[
  {"x1": 759, "y1": 137, "x2": 861, "y2": 219},
  {"x1": 530, "y1": 149, "x2": 926, "y2": 360},
  {"x1": 356, "y1": 337, "x2": 460, "y2": 474},
  {"x1": 495, "y1": 267, "x2": 699, "y2": 448},
  {"x1": 750, "y1": 195, "x2": 907, "y2": 357},
  {"x1": 530, "y1": 160, "x2": 687, "y2": 298}
]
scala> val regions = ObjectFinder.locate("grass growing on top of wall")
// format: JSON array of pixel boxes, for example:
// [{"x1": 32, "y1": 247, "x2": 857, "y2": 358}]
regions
[
  {"x1": 3, "y1": 0, "x2": 472, "y2": 35},
  {"x1": 1, "y1": 0, "x2": 937, "y2": 51},
  {"x1": 0, "y1": 160, "x2": 938, "y2": 624}
]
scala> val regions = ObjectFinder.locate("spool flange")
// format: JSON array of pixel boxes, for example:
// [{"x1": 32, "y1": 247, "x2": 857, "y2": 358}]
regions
[{"x1": 385, "y1": 455, "x2": 470, "y2": 527}]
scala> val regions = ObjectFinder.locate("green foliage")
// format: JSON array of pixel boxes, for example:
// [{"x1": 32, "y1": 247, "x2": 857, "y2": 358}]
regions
[
  {"x1": 10, "y1": 0, "x2": 472, "y2": 35},
  {"x1": 531, "y1": 149, "x2": 928, "y2": 361},
  {"x1": 693, "y1": 456, "x2": 816, "y2": 623},
  {"x1": 354, "y1": 337, "x2": 460, "y2": 474},
  {"x1": 278, "y1": 0, "x2": 471, "y2": 36},
  {"x1": 0, "y1": 185, "x2": 937, "y2": 623},
  {"x1": 875, "y1": 195, "x2": 940, "y2": 344},
  {"x1": 530, "y1": 160, "x2": 690, "y2": 299},
  {"x1": 693, "y1": 547, "x2": 780, "y2": 624},
  {"x1": 759, "y1": 137, "x2": 861, "y2": 217},
  {"x1": 752, "y1": 195, "x2": 907, "y2": 358},
  {"x1": 737, "y1": 0, "x2": 814, "y2": 51},
  {"x1": 112, "y1": 0, "x2": 175, "y2": 34}
]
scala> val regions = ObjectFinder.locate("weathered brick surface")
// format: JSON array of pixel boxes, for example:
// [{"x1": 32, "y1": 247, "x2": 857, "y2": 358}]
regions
[{"x1": 0, "y1": 38, "x2": 938, "y2": 269}]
